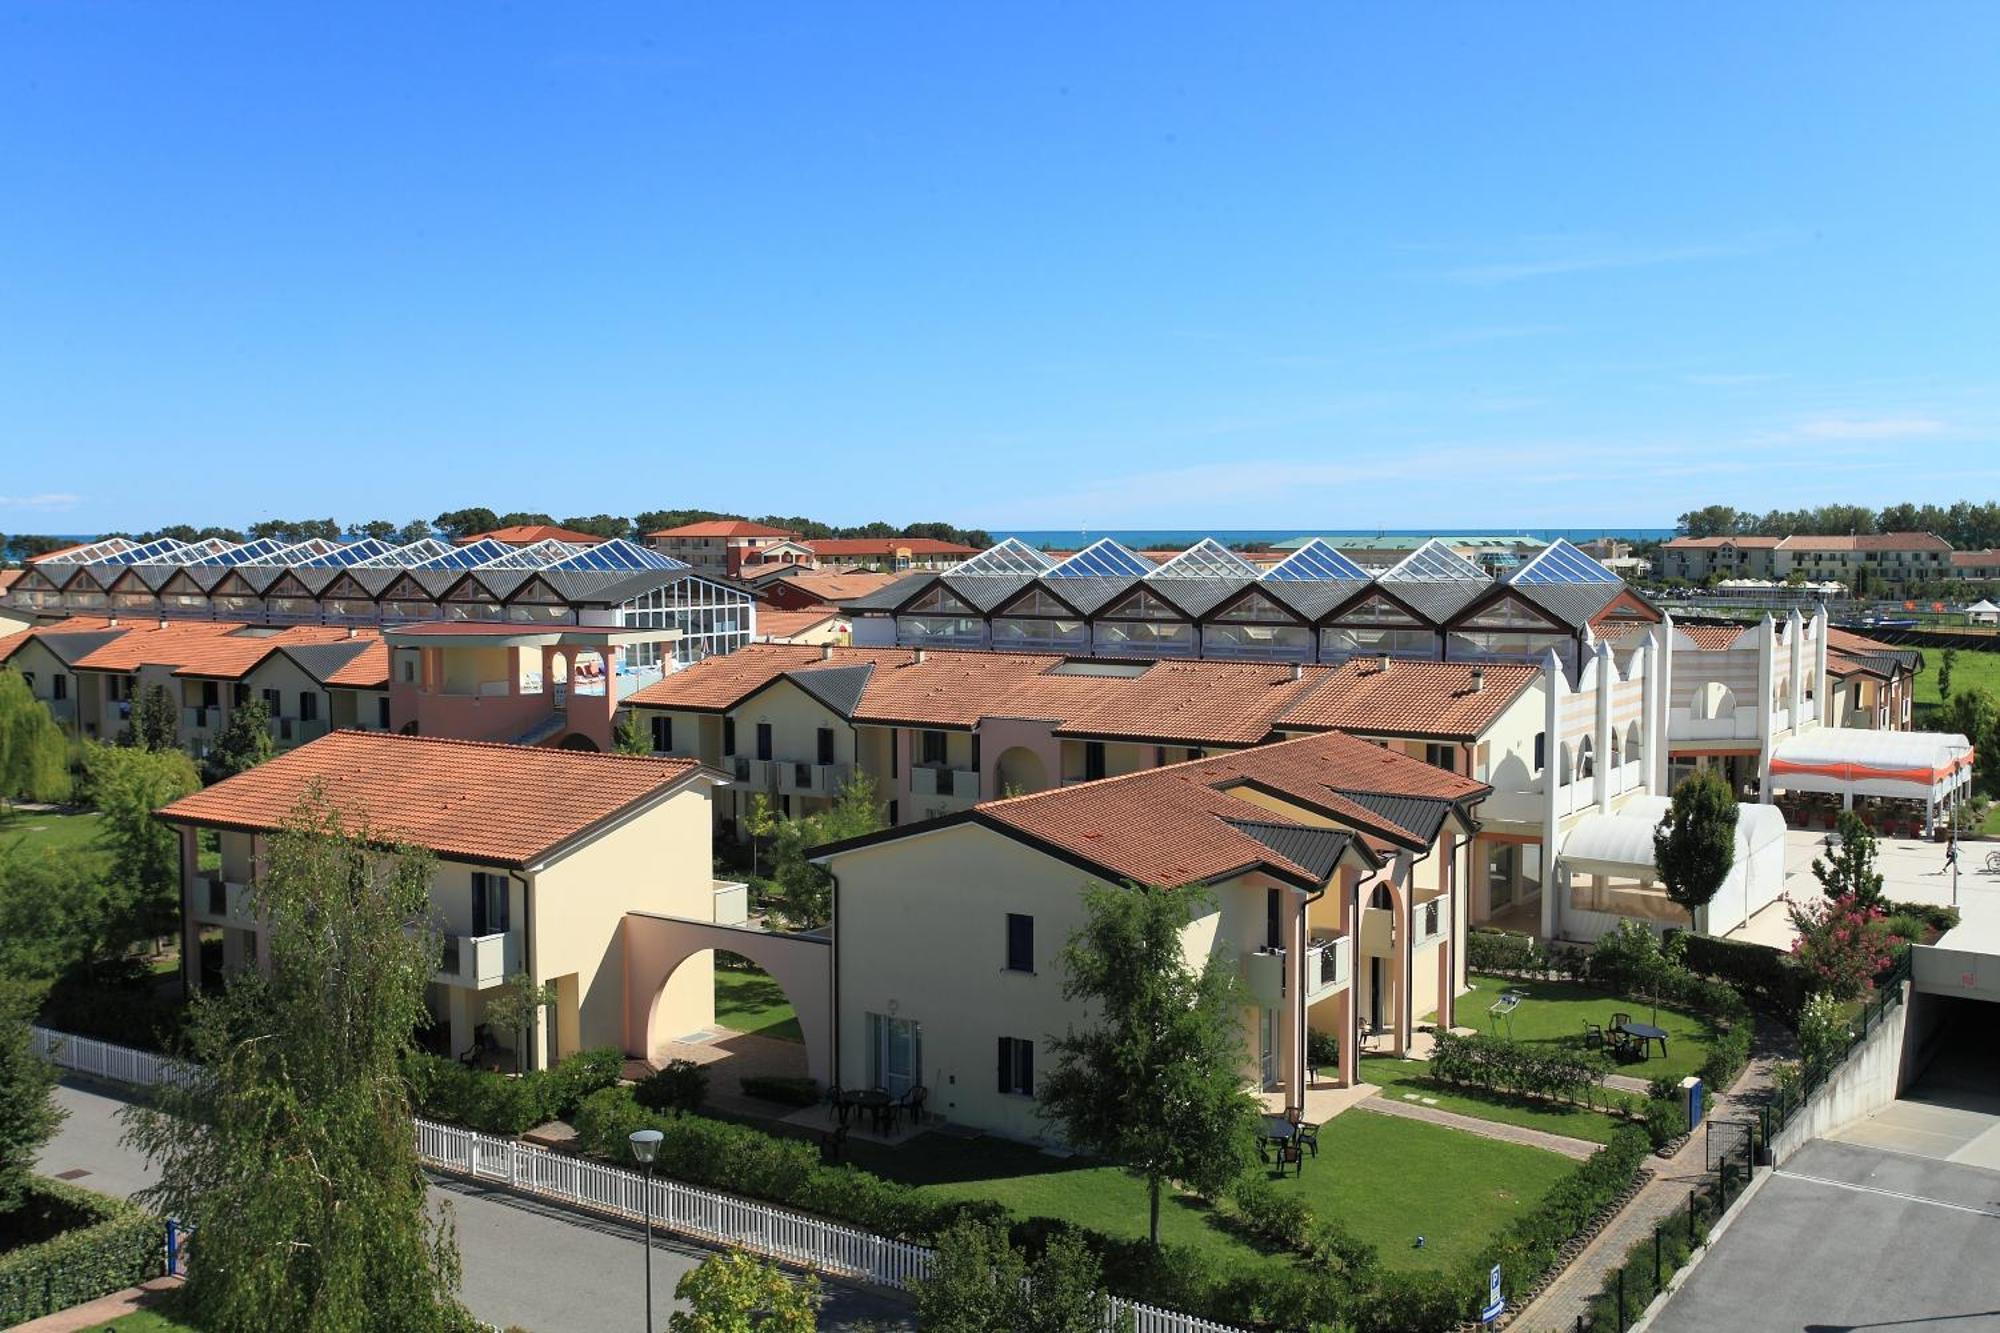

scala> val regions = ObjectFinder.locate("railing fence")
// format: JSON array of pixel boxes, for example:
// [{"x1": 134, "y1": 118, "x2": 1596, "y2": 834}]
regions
[{"x1": 33, "y1": 1026, "x2": 1240, "y2": 1333}]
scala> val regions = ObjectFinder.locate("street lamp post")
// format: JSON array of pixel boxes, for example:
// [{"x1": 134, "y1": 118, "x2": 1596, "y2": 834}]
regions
[{"x1": 630, "y1": 1128, "x2": 664, "y2": 1333}]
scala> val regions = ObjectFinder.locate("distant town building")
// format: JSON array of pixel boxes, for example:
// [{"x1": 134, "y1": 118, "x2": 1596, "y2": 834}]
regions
[{"x1": 642, "y1": 520, "x2": 802, "y2": 576}]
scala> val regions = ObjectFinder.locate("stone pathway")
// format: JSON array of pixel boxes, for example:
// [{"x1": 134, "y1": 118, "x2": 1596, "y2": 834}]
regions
[
  {"x1": 12, "y1": 1276, "x2": 183, "y2": 1331},
  {"x1": 1357, "y1": 1094, "x2": 1600, "y2": 1161},
  {"x1": 1512, "y1": 1013, "x2": 1793, "y2": 1331}
]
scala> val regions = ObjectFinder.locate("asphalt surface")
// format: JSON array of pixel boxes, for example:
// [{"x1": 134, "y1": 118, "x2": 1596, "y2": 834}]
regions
[
  {"x1": 1647, "y1": 1138, "x2": 2000, "y2": 1333},
  {"x1": 37, "y1": 1078, "x2": 914, "y2": 1333}
]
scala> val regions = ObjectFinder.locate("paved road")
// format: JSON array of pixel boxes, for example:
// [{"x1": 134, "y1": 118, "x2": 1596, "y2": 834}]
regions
[
  {"x1": 1647, "y1": 1138, "x2": 2000, "y2": 1333},
  {"x1": 37, "y1": 1079, "x2": 914, "y2": 1333}
]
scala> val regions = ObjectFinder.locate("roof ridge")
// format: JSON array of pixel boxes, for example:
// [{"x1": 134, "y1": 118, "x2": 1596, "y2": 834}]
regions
[{"x1": 315, "y1": 728, "x2": 699, "y2": 768}]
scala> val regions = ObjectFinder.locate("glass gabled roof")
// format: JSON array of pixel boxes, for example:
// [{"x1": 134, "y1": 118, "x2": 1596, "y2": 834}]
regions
[
  {"x1": 36, "y1": 536, "x2": 141, "y2": 564},
  {"x1": 1262, "y1": 539, "x2": 1370, "y2": 582},
  {"x1": 1507, "y1": 538, "x2": 1621, "y2": 586},
  {"x1": 298, "y1": 537, "x2": 398, "y2": 567},
  {"x1": 475, "y1": 538, "x2": 583, "y2": 570},
  {"x1": 1147, "y1": 537, "x2": 1259, "y2": 580},
  {"x1": 546, "y1": 538, "x2": 685, "y2": 572},
  {"x1": 188, "y1": 536, "x2": 295, "y2": 566},
  {"x1": 363, "y1": 537, "x2": 455, "y2": 567},
  {"x1": 258, "y1": 537, "x2": 348, "y2": 566},
  {"x1": 409, "y1": 537, "x2": 516, "y2": 570},
  {"x1": 97, "y1": 536, "x2": 193, "y2": 565},
  {"x1": 954, "y1": 538, "x2": 1058, "y2": 577},
  {"x1": 184, "y1": 537, "x2": 241, "y2": 558},
  {"x1": 1378, "y1": 538, "x2": 1490, "y2": 584},
  {"x1": 1047, "y1": 539, "x2": 1154, "y2": 579}
]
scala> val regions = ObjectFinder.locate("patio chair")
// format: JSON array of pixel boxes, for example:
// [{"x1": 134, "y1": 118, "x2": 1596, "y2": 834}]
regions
[
  {"x1": 1611, "y1": 1012, "x2": 1632, "y2": 1032},
  {"x1": 1582, "y1": 1020, "x2": 1604, "y2": 1050},
  {"x1": 1278, "y1": 1139, "x2": 1305, "y2": 1177},
  {"x1": 825, "y1": 1084, "x2": 847, "y2": 1125},
  {"x1": 900, "y1": 1084, "x2": 929, "y2": 1128},
  {"x1": 1287, "y1": 1111, "x2": 1320, "y2": 1158}
]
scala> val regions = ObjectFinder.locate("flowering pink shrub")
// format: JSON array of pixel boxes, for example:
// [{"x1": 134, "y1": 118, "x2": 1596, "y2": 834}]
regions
[{"x1": 1786, "y1": 894, "x2": 1893, "y2": 1001}]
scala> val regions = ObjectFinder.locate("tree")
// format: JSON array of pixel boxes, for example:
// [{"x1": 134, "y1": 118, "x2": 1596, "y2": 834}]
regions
[
  {"x1": 1813, "y1": 810, "x2": 1885, "y2": 907},
  {"x1": 85, "y1": 743, "x2": 201, "y2": 956},
  {"x1": 1787, "y1": 894, "x2": 1892, "y2": 1002},
  {"x1": 1938, "y1": 648, "x2": 1958, "y2": 701},
  {"x1": 1037, "y1": 882, "x2": 1259, "y2": 1247},
  {"x1": 913, "y1": 1214, "x2": 1025, "y2": 1331},
  {"x1": 0, "y1": 841, "x2": 108, "y2": 986},
  {"x1": 558, "y1": 514, "x2": 633, "y2": 540},
  {"x1": 743, "y1": 792, "x2": 778, "y2": 878},
  {"x1": 123, "y1": 786, "x2": 471, "y2": 1332},
  {"x1": 130, "y1": 683, "x2": 179, "y2": 752},
  {"x1": 1020, "y1": 1227, "x2": 1127, "y2": 1333},
  {"x1": 669, "y1": 1251, "x2": 821, "y2": 1332},
  {"x1": 0, "y1": 668, "x2": 72, "y2": 803},
  {"x1": 1942, "y1": 687, "x2": 1998, "y2": 765},
  {"x1": 204, "y1": 696, "x2": 275, "y2": 783},
  {"x1": 613, "y1": 711, "x2": 652, "y2": 755},
  {"x1": 432, "y1": 508, "x2": 500, "y2": 541},
  {"x1": 1653, "y1": 770, "x2": 1738, "y2": 930},
  {"x1": 396, "y1": 520, "x2": 436, "y2": 545},
  {"x1": 495, "y1": 511, "x2": 556, "y2": 528},
  {"x1": 485, "y1": 972, "x2": 555, "y2": 1071},
  {"x1": 773, "y1": 773, "x2": 883, "y2": 928},
  {"x1": 0, "y1": 980, "x2": 63, "y2": 1214},
  {"x1": 353, "y1": 519, "x2": 400, "y2": 541}
]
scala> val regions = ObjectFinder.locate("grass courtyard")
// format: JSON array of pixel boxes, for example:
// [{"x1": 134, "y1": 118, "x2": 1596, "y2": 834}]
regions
[
  {"x1": 1465, "y1": 972, "x2": 1713, "y2": 1082},
  {"x1": 0, "y1": 804, "x2": 106, "y2": 864},
  {"x1": 95, "y1": 1311, "x2": 197, "y2": 1332},
  {"x1": 1362, "y1": 1055, "x2": 1638, "y2": 1144},
  {"x1": 714, "y1": 955, "x2": 802, "y2": 1042},
  {"x1": 854, "y1": 1108, "x2": 1574, "y2": 1275}
]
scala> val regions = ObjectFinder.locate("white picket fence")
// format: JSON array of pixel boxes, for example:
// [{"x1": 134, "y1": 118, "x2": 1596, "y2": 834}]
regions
[{"x1": 32, "y1": 1026, "x2": 1241, "y2": 1333}]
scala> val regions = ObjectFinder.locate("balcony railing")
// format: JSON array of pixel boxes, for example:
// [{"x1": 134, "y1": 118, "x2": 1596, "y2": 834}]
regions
[
  {"x1": 193, "y1": 878, "x2": 254, "y2": 926},
  {"x1": 435, "y1": 931, "x2": 520, "y2": 990},
  {"x1": 778, "y1": 762, "x2": 851, "y2": 797},
  {"x1": 712, "y1": 880, "x2": 750, "y2": 927},
  {"x1": 732, "y1": 757, "x2": 778, "y2": 792},
  {"x1": 269, "y1": 717, "x2": 330, "y2": 746},
  {"x1": 911, "y1": 765, "x2": 976, "y2": 800},
  {"x1": 1244, "y1": 934, "x2": 1351, "y2": 1007}
]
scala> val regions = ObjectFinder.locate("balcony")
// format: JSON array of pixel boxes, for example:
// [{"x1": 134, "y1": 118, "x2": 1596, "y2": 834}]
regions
[
  {"x1": 1667, "y1": 707, "x2": 1760, "y2": 743},
  {"x1": 1244, "y1": 934, "x2": 1352, "y2": 1007},
  {"x1": 269, "y1": 717, "x2": 330, "y2": 746},
  {"x1": 192, "y1": 877, "x2": 255, "y2": 927},
  {"x1": 435, "y1": 931, "x2": 521, "y2": 990},
  {"x1": 778, "y1": 761, "x2": 851, "y2": 797},
  {"x1": 181, "y1": 705, "x2": 219, "y2": 732},
  {"x1": 731, "y1": 757, "x2": 778, "y2": 793},
  {"x1": 910, "y1": 765, "x2": 977, "y2": 800},
  {"x1": 713, "y1": 880, "x2": 750, "y2": 927}
]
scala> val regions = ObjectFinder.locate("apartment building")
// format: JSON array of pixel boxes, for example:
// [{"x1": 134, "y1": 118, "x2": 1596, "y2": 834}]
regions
[
  {"x1": 1950, "y1": 550, "x2": 2000, "y2": 587},
  {"x1": 157, "y1": 731, "x2": 730, "y2": 1070},
  {"x1": 806, "y1": 538, "x2": 981, "y2": 572},
  {"x1": 1822, "y1": 627, "x2": 1919, "y2": 731},
  {"x1": 1656, "y1": 536, "x2": 1782, "y2": 584},
  {"x1": 643, "y1": 521, "x2": 802, "y2": 576},
  {"x1": 1772, "y1": 532, "x2": 1953, "y2": 594},
  {"x1": 813, "y1": 731, "x2": 1487, "y2": 1136}
]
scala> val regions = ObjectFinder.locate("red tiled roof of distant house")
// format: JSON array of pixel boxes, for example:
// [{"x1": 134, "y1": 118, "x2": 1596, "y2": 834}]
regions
[
  {"x1": 646, "y1": 520, "x2": 800, "y2": 539},
  {"x1": 158, "y1": 731, "x2": 710, "y2": 867},
  {"x1": 755, "y1": 608, "x2": 845, "y2": 641},
  {"x1": 0, "y1": 615, "x2": 119, "y2": 664},
  {"x1": 323, "y1": 640, "x2": 391, "y2": 687},
  {"x1": 1276, "y1": 659, "x2": 1537, "y2": 740},
  {"x1": 1661, "y1": 536, "x2": 1784, "y2": 549},
  {"x1": 1774, "y1": 532, "x2": 1952, "y2": 552},
  {"x1": 759, "y1": 571, "x2": 904, "y2": 603},
  {"x1": 456, "y1": 525, "x2": 610, "y2": 546},
  {"x1": 807, "y1": 538, "x2": 979, "y2": 558},
  {"x1": 168, "y1": 627, "x2": 371, "y2": 680},
  {"x1": 68, "y1": 621, "x2": 255, "y2": 672},
  {"x1": 1678, "y1": 625, "x2": 1748, "y2": 651}
]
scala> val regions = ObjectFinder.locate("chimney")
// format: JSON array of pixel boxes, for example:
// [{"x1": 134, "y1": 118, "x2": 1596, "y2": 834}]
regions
[
  {"x1": 1470, "y1": 666, "x2": 1485, "y2": 693},
  {"x1": 158, "y1": 616, "x2": 169, "y2": 630},
  {"x1": 347, "y1": 625, "x2": 358, "y2": 639},
  {"x1": 1376, "y1": 651, "x2": 1392, "y2": 674},
  {"x1": 107, "y1": 614, "x2": 118, "y2": 628},
  {"x1": 1290, "y1": 662, "x2": 1303, "y2": 682},
  {"x1": 820, "y1": 643, "x2": 834, "y2": 661},
  {"x1": 914, "y1": 648, "x2": 926, "y2": 664}
]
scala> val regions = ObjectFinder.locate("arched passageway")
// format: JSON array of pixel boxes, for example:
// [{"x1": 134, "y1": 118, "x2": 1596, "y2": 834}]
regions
[{"x1": 622, "y1": 913, "x2": 832, "y2": 1086}]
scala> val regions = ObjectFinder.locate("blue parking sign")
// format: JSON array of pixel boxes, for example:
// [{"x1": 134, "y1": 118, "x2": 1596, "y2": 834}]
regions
[{"x1": 1481, "y1": 1263, "x2": 1505, "y2": 1322}]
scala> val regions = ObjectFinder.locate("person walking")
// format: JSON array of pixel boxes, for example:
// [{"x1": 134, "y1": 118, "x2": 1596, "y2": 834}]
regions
[{"x1": 1942, "y1": 829, "x2": 1959, "y2": 875}]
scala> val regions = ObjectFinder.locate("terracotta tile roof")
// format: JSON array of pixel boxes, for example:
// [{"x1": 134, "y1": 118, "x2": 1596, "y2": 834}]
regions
[
  {"x1": 1276, "y1": 659, "x2": 1537, "y2": 739},
  {"x1": 1775, "y1": 531, "x2": 1951, "y2": 552},
  {"x1": 758, "y1": 570, "x2": 903, "y2": 602},
  {"x1": 168, "y1": 627, "x2": 369, "y2": 680},
  {"x1": 755, "y1": 608, "x2": 844, "y2": 640},
  {"x1": 1824, "y1": 627, "x2": 1896, "y2": 655},
  {"x1": 158, "y1": 731, "x2": 710, "y2": 868},
  {"x1": 808, "y1": 538, "x2": 979, "y2": 557},
  {"x1": 0, "y1": 569, "x2": 20, "y2": 595},
  {"x1": 1950, "y1": 549, "x2": 2000, "y2": 568},
  {"x1": 967, "y1": 731, "x2": 1488, "y2": 887},
  {"x1": 1824, "y1": 651, "x2": 1890, "y2": 679},
  {"x1": 1661, "y1": 536, "x2": 1783, "y2": 549},
  {"x1": 0, "y1": 616, "x2": 118, "y2": 665},
  {"x1": 1677, "y1": 625, "x2": 1747, "y2": 651},
  {"x1": 626, "y1": 645, "x2": 917, "y2": 711},
  {"x1": 647, "y1": 520, "x2": 799, "y2": 539},
  {"x1": 323, "y1": 640, "x2": 391, "y2": 688},
  {"x1": 458, "y1": 525, "x2": 609, "y2": 546},
  {"x1": 1048, "y1": 661, "x2": 1329, "y2": 746},
  {"x1": 69, "y1": 621, "x2": 255, "y2": 672}
]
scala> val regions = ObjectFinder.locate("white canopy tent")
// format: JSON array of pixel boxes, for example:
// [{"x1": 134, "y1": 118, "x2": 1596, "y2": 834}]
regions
[
  {"x1": 1557, "y1": 796, "x2": 1789, "y2": 938},
  {"x1": 1966, "y1": 599, "x2": 2000, "y2": 627},
  {"x1": 1767, "y1": 728, "x2": 1974, "y2": 826}
]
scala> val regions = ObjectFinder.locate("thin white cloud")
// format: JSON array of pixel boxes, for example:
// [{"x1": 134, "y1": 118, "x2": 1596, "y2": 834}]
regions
[
  {"x1": 0, "y1": 493, "x2": 81, "y2": 510},
  {"x1": 1792, "y1": 416, "x2": 1948, "y2": 441}
]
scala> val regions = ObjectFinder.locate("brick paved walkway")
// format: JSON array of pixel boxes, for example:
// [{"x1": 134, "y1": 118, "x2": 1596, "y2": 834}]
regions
[
  {"x1": 1357, "y1": 1094, "x2": 1601, "y2": 1160},
  {"x1": 12, "y1": 1277, "x2": 183, "y2": 1331},
  {"x1": 1512, "y1": 1014, "x2": 1793, "y2": 1332}
]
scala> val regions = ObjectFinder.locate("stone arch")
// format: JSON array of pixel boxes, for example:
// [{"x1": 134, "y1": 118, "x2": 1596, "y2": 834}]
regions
[
  {"x1": 622, "y1": 914, "x2": 832, "y2": 1086},
  {"x1": 1609, "y1": 729, "x2": 1622, "y2": 769},
  {"x1": 1577, "y1": 734, "x2": 1594, "y2": 780},
  {"x1": 994, "y1": 745, "x2": 1050, "y2": 796},
  {"x1": 1558, "y1": 741, "x2": 1575, "y2": 785},
  {"x1": 1625, "y1": 720, "x2": 1644, "y2": 766},
  {"x1": 1691, "y1": 681, "x2": 1736, "y2": 720}
]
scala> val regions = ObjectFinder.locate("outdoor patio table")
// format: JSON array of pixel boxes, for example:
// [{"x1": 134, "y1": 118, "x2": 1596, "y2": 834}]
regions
[
  {"x1": 852, "y1": 1088, "x2": 893, "y2": 1131},
  {"x1": 1612, "y1": 1020, "x2": 1669, "y2": 1058},
  {"x1": 1260, "y1": 1114, "x2": 1297, "y2": 1148}
]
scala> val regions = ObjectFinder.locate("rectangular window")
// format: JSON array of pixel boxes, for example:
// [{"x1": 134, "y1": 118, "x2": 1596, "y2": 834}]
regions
[
  {"x1": 234, "y1": 683, "x2": 250, "y2": 707},
  {"x1": 723, "y1": 718, "x2": 736, "y2": 756},
  {"x1": 262, "y1": 688, "x2": 282, "y2": 715},
  {"x1": 52, "y1": 674, "x2": 67, "y2": 701},
  {"x1": 377, "y1": 697, "x2": 391, "y2": 729},
  {"x1": 1084, "y1": 741, "x2": 1106, "y2": 781},
  {"x1": 868, "y1": 1013, "x2": 922, "y2": 1097},
  {"x1": 921, "y1": 730, "x2": 947, "y2": 766},
  {"x1": 652, "y1": 716, "x2": 673, "y2": 752},
  {"x1": 299, "y1": 692, "x2": 319, "y2": 722},
  {"x1": 997, "y1": 1036, "x2": 1034, "y2": 1096},
  {"x1": 201, "y1": 680, "x2": 219, "y2": 708},
  {"x1": 755, "y1": 723, "x2": 773, "y2": 761},
  {"x1": 1005, "y1": 913, "x2": 1034, "y2": 972},
  {"x1": 1425, "y1": 743, "x2": 1456, "y2": 772},
  {"x1": 1266, "y1": 887, "x2": 1282, "y2": 950},
  {"x1": 817, "y1": 727, "x2": 835, "y2": 766},
  {"x1": 1533, "y1": 732, "x2": 1546, "y2": 774},
  {"x1": 471, "y1": 871, "x2": 510, "y2": 936}
]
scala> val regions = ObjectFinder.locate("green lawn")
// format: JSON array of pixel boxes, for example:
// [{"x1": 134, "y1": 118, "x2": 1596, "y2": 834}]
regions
[
  {"x1": 857, "y1": 1109, "x2": 1573, "y2": 1274},
  {"x1": 1362, "y1": 1056, "x2": 1637, "y2": 1144},
  {"x1": 1914, "y1": 645, "x2": 2000, "y2": 711},
  {"x1": 1466, "y1": 973, "x2": 1712, "y2": 1082},
  {"x1": 0, "y1": 805, "x2": 106, "y2": 864},
  {"x1": 714, "y1": 957, "x2": 802, "y2": 1042},
  {"x1": 91, "y1": 1307, "x2": 196, "y2": 1331}
]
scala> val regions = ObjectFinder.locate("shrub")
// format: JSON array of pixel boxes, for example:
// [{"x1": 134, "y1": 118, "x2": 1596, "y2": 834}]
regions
[
  {"x1": 1430, "y1": 1030, "x2": 1609, "y2": 1105},
  {"x1": 1796, "y1": 991, "x2": 1851, "y2": 1070},
  {"x1": 1229, "y1": 1176, "x2": 1317, "y2": 1252},
  {"x1": 1887, "y1": 900, "x2": 1960, "y2": 936},
  {"x1": 1678, "y1": 933, "x2": 1811, "y2": 1020},
  {"x1": 544, "y1": 1047, "x2": 623, "y2": 1120},
  {"x1": 1306, "y1": 1028, "x2": 1340, "y2": 1073},
  {"x1": 1474, "y1": 1127, "x2": 1649, "y2": 1301},
  {"x1": 739, "y1": 1074, "x2": 819, "y2": 1107},
  {"x1": 1700, "y1": 1021, "x2": 1752, "y2": 1092},
  {"x1": 403, "y1": 1047, "x2": 624, "y2": 1134},
  {"x1": 0, "y1": 1178, "x2": 162, "y2": 1326},
  {"x1": 1468, "y1": 928, "x2": 1546, "y2": 973},
  {"x1": 1788, "y1": 894, "x2": 1894, "y2": 1001},
  {"x1": 1642, "y1": 1098, "x2": 1688, "y2": 1148},
  {"x1": 1349, "y1": 1269, "x2": 1471, "y2": 1333},
  {"x1": 634, "y1": 1059, "x2": 709, "y2": 1116}
]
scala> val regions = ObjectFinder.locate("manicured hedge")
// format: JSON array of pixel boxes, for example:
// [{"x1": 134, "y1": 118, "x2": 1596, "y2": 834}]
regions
[
  {"x1": 0, "y1": 1178, "x2": 163, "y2": 1326},
  {"x1": 1471, "y1": 1126, "x2": 1651, "y2": 1307},
  {"x1": 1677, "y1": 933, "x2": 1809, "y2": 1022},
  {"x1": 404, "y1": 1047, "x2": 623, "y2": 1135},
  {"x1": 1430, "y1": 1030, "x2": 1611, "y2": 1105},
  {"x1": 739, "y1": 1074, "x2": 820, "y2": 1107}
]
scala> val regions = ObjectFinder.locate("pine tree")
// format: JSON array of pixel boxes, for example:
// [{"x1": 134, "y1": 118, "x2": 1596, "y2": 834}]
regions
[
  {"x1": 131, "y1": 683, "x2": 179, "y2": 752},
  {"x1": 204, "y1": 696, "x2": 275, "y2": 783},
  {"x1": 1813, "y1": 809, "x2": 1885, "y2": 908}
]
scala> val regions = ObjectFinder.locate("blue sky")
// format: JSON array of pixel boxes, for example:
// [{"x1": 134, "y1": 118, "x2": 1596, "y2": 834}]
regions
[{"x1": 4, "y1": 4, "x2": 1998, "y2": 534}]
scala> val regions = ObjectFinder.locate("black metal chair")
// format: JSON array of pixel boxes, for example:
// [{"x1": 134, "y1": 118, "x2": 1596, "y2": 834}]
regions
[
  {"x1": 1285, "y1": 1107, "x2": 1320, "y2": 1158},
  {"x1": 826, "y1": 1084, "x2": 848, "y2": 1126},
  {"x1": 1582, "y1": 1020, "x2": 1604, "y2": 1050},
  {"x1": 1278, "y1": 1139, "x2": 1305, "y2": 1177},
  {"x1": 900, "y1": 1084, "x2": 928, "y2": 1130}
]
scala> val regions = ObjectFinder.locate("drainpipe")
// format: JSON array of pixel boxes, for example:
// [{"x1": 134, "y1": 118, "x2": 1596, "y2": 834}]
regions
[
  {"x1": 509, "y1": 870, "x2": 535, "y2": 1070},
  {"x1": 826, "y1": 868, "x2": 841, "y2": 1092}
]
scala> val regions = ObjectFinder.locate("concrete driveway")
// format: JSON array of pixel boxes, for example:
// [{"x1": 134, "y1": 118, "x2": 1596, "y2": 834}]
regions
[
  {"x1": 1647, "y1": 1138, "x2": 2000, "y2": 1333},
  {"x1": 37, "y1": 1079, "x2": 914, "y2": 1333}
]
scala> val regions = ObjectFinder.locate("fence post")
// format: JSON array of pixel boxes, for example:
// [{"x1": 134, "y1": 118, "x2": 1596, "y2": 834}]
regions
[
  {"x1": 1653, "y1": 1223, "x2": 1662, "y2": 1288},
  {"x1": 1616, "y1": 1264, "x2": 1626, "y2": 1331},
  {"x1": 1688, "y1": 1188, "x2": 1697, "y2": 1244}
]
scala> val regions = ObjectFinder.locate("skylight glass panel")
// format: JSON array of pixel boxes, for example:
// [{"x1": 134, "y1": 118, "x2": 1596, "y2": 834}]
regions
[
  {"x1": 1508, "y1": 538, "x2": 1621, "y2": 586},
  {"x1": 410, "y1": 537, "x2": 514, "y2": 569},
  {"x1": 190, "y1": 536, "x2": 294, "y2": 566},
  {"x1": 546, "y1": 537, "x2": 685, "y2": 572},
  {"x1": 1047, "y1": 539, "x2": 1153, "y2": 579},
  {"x1": 360, "y1": 537, "x2": 455, "y2": 568},
  {"x1": 97, "y1": 537, "x2": 192, "y2": 565},
  {"x1": 1379, "y1": 538, "x2": 1490, "y2": 584},
  {"x1": 1262, "y1": 539, "x2": 1370, "y2": 582},
  {"x1": 474, "y1": 538, "x2": 580, "y2": 569},
  {"x1": 183, "y1": 538, "x2": 241, "y2": 559},
  {"x1": 1147, "y1": 538, "x2": 1259, "y2": 580},
  {"x1": 36, "y1": 536, "x2": 140, "y2": 565},
  {"x1": 953, "y1": 538, "x2": 1058, "y2": 577},
  {"x1": 255, "y1": 537, "x2": 347, "y2": 566},
  {"x1": 299, "y1": 537, "x2": 397, "y2": 567}
]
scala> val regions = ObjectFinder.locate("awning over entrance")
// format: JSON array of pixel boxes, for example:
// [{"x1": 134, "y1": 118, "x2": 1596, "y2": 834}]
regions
[
  {"x1": 1768, "y1": 729, "x2": 1974, "y2": 804},
  {"x1": 1557, "y1": 796, "x2": 1788, "y2": 936}
]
